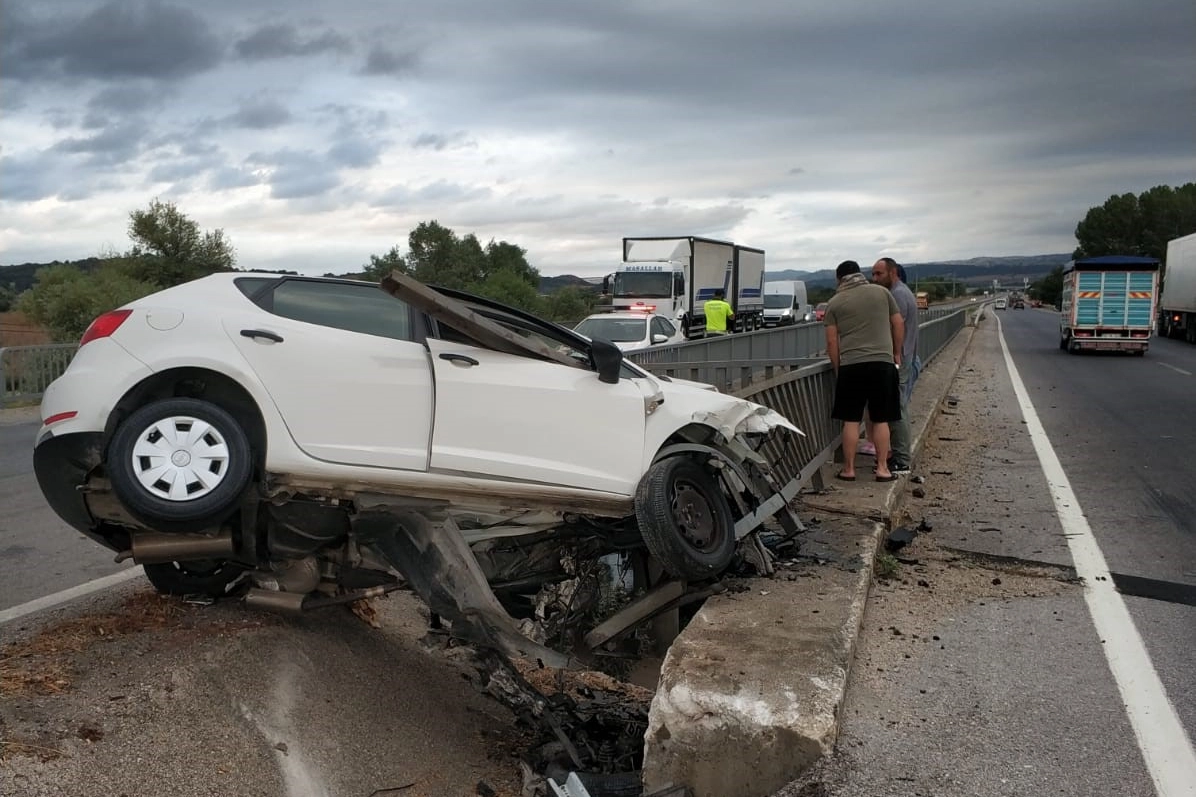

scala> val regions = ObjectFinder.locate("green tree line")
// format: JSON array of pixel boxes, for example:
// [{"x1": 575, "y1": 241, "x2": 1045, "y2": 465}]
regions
[
  {"x1": 1029, "y1": 182, "x2": 1196, "y2": 306},
  {"x1": 15, "y1": 202, "x2": 596, "y2": 342}
]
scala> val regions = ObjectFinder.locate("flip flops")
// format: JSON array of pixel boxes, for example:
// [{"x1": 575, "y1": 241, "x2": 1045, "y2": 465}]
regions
[
  {"x1": 835, "y1": 472, "x2": 856, "y2": 482},
  {"x1": 874, "y1": 473, "x2": 899, "y2": 482}
]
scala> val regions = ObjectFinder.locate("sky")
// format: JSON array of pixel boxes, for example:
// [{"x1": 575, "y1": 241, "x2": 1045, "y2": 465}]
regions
[{"x1": 2, "y1": 0, "x2": 1194, "y2": 278}]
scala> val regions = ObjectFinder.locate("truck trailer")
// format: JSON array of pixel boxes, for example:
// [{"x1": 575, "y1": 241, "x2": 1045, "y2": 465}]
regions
[
  {"x1": 610, "y1": 237, "x2": 765, "y2": 338},
  {"x1": 1158, "y1": 232, "x2": 1196, "y2": 343},
  {"x1": 1059, "y1": 255, "x2": 1159, "y2": 355}
]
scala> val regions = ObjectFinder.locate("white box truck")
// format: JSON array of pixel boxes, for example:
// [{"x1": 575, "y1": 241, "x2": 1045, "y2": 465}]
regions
[
  {"x1": 610, "y1": 237, "x2": 764, "y2": 338},
  {"x1": 762, "y1": 280, "x2": 811, "y2": 326},
  {"x1": 1159, "y1": 232, "x2": 1196, "y2": 343}
]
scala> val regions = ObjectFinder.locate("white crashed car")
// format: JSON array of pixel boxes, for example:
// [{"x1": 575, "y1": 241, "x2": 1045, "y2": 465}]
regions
[
  {"x1": 573, "y1": 310, "x2": 684, "y2": 352},
  {"x1": 34, "y1": 272, "x2": 803, "y2": 663}
]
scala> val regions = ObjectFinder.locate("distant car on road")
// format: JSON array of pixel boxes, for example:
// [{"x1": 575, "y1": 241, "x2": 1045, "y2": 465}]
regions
[
  {"x1": 1012, "y1": 297, "x2": 1026, "y2": 309},
  {"x1": 573, "y1": 310, "x2": 684, "y2": 351},
  {"x1": 995, "y1": 298, "x2": 1008, "y2": 310},
  {"x1": 814, "y1": 302, "x2": 829, "y2": 322}
]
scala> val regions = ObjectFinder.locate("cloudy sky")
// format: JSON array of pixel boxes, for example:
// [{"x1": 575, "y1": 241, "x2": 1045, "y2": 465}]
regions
[{"x1": 2, "y1": 0, "x2": 1194, "y2": 278}]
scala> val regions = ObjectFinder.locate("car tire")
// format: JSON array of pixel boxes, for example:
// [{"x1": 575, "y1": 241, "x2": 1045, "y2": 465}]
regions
[
  {"x1": 143, "y1": 560, "x2": 245, "y2": 598},
  {"x1": 635, "y1": 457, "x2": 736, "y2": 581},
  {"x1": 108, "y1": 398, "x2": 253, "y2": 530}
]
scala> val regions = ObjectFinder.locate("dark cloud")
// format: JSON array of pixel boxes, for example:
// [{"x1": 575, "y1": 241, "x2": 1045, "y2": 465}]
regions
[
  {"x1": 51, "y1": 123, "x2": 147, "y2": 164},
  {"x1": 234, "y1": 23, "x2": 351, "y2": 60},
  {"x1": 89, "y1": 85, "x2": 162, "y2": 115},
  {"x1": 362, "y1": 46, "x2": 417, "y2": 76},
  {"x1": 226, "y1": 99, "x2": 293, "y2": 130},
  {"x1": 14, "y1": 1, "x2": 222, "y2": 82},
  {"x1": 208, "y1": 165, "x2": 263, "y2": 191},
  {"x1": 0, "y1": 153, "x2": 60, "y2": 201},
  {"x1": 327, "y1": 136, "x2": 382, "y2": 169},
  {"x1": 248, "y1": 149, "x2": 342, "y2": 199},
  {"x1": 411, "y1": 132, "x2": 473, "y2": 151}
]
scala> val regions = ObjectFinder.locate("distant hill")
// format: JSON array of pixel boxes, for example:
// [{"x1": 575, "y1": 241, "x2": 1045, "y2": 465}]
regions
[
  {"x1": 538, "y1": 274, "x2": 600, "y2": 293},
  {"x1": 0, "y1": 258, "x2": 106, "y2": 292},
  {"x1": 766, "y1": 254, "x2": 1071, "y2": 288}
]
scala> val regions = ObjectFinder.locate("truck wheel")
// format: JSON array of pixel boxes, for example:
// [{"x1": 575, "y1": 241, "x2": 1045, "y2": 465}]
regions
[
  {"x1": 1059, "y1": 335, "x2": 1067, "y2": 351},
  {"x1": 635, "y1": 457, "x2": 736, "y2": 581}
]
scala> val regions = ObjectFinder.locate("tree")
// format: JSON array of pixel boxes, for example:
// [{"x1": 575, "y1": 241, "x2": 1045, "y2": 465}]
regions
[
  {"x1": 472, "y1": 269, "x2": 543, "y2": 315},
  {"x1": 1028, "y1": 265, "x2": 1064, "y2": 308},
  {"x1": 1074, "y1": 183, "x2": 1196, "y2": 261},
  {"x1": 361, "y1": 245, "x2": 407, "y2": 282},
  {"x1": 365, "y1": 222, "x2": 545, "y2": 308},
  {"x1": 17, "y1": 262, "x2": 158, "y2": 342},
  {"x1": 0, "y1": 283, "x2": 16, "y2": 312},
  {"x1": 121, "y1": 199, "x2": 236, "y2": 288},
  {"x1": 541, "y1": 286, "x2": 596, "y2": 324}
]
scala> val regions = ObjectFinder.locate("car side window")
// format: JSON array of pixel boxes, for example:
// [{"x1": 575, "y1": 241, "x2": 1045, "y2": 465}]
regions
[
  {"x1": 652, "y1": 317, "x2": 675, "y2": 337},
  {"x1": 263, "y1": 280, "x2": 413, "y2": 341}
]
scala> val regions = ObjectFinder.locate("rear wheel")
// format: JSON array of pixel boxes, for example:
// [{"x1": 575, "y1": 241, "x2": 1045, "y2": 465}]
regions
[
  {"x1": 635, "y1": 457, "x2": 736, "y2": 580},
  {"x1": 108, "y1": 398, "x2": 253, "y2": 531}
]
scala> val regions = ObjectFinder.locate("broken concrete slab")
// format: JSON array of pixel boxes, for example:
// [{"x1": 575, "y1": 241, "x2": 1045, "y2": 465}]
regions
[{"x1": 641, "y1": 517, "x2": 883, "y2": 797}]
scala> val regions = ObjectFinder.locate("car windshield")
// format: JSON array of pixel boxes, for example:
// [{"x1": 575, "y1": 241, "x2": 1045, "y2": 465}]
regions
[
  {"x1": 574, "y1": 316, "x2": 648, "y2": 343},
  {"x1": 763, "y1": 294, "x2": 793, "y2": 309},
  {"x1": 612, "y1": 271, "x2": 672, "y2": 299}
]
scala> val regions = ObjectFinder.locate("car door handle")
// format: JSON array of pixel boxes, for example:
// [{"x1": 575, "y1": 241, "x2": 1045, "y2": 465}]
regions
[
  {"x1": 438, "y1": 352, "x2": 479, "y2": 367},
  {"x1": 240, "y1": 329, "x2": 284, "y2": 343}
]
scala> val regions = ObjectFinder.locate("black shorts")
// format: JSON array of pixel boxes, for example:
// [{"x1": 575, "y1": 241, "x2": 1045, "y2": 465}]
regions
[{"x1": 832, "y1": 361, "x2": 902, "y2": 423}]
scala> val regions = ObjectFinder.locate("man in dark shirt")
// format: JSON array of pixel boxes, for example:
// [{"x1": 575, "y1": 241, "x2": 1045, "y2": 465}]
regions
[{"x1": 824, "y1": 260, "x2": 904, "y2": 481}]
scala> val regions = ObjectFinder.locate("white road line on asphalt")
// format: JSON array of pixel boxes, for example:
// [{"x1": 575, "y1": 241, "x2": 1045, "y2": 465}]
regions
[
  {"x1": 995, "y1": 314, "x2": 1196, "y2": 797},
  {"x1": 0, "y1": 567, "x2": 144, "y2": 626},
  {"x1": 1157, "y1": 361, "x2": 1193, "y2": 376}
]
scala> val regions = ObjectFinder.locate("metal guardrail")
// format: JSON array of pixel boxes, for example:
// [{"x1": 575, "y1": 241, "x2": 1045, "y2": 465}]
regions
[
  {"x1": 0, "y1": 344, "x2": 78, "y2": 408},
  {"x1": 635, "y1": 306, "x2": 975, "y2": 491}
]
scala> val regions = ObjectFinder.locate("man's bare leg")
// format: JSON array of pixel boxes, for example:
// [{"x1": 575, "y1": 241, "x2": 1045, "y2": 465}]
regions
[
  {"x1": 841, "y1": 420, "x2": 860, "y2": 477},
  {"x1": 872, "y1": 421, "x2": 892, "y2": 478}
]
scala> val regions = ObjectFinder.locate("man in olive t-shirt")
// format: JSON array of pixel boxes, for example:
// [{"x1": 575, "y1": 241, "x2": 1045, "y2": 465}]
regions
[{"x1": 823, "y1": 260, "x2": 904, "y2": 481}]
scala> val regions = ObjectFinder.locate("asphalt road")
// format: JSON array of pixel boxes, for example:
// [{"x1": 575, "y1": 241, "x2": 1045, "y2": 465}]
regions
[
  {"x1": 0, "y1": 408, "x2": 136, "y2": 613},
  {"x1": 782, "y1": 307, "x2": 1196, "y2": 796}
]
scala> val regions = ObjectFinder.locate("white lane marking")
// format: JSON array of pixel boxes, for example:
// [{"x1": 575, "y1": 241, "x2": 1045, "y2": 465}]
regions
[
  {"x1": 995, "y1": 314, "x2": 1196, "y2": 796},
  {"x1": 1157, "y1": 362, "x2": 1193, "y2": 376},
  {"x1": 0, "y1": 567, "x2": 144, "y2": 625}
]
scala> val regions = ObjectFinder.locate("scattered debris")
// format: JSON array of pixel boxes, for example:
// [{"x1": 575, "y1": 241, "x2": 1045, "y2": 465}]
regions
[
  {"x1": 885, "y1": 526, "x2": 918, "y2": 552},
  {"x1": 917, "y1": 518, "x2": 934, "y2": 533},
  {"x1": 911, "y1": 486, "x2": 927, "y2": 498},
  {"x1": 911, "y1": 475, "x2": 926, "y2": 484}
]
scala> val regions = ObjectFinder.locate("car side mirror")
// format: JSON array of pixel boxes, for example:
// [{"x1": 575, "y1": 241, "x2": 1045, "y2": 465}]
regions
[
  {"x1": 591, "y1": 338, "x2": 624, "y2": 384},
  {"x1": 651, "y1": 334, "x2": 668, "y2": 344}
]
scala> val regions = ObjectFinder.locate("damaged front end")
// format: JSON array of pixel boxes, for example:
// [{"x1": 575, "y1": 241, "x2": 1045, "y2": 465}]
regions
[{"x1": 345, "y1": 270, "x2": 810, "y2": 668}]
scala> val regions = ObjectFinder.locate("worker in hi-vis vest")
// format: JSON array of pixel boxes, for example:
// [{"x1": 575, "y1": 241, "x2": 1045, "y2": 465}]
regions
[{"x1": 704, "y1": 289, "x2": 735, "y2": 335}]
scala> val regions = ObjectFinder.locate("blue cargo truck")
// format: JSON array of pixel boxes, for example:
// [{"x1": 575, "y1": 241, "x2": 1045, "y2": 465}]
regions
[{"x1": 1059, "y1": 255, "x2": 1160, "y2": 355}]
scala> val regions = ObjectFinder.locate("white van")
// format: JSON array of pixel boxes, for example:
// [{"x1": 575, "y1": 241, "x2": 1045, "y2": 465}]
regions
[{"x1": 762, "y1": 280, "x2": 811, "y2": 326}]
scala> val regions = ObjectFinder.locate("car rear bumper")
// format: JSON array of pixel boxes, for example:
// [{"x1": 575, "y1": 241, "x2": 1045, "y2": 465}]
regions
[{"x1": 33, "y1": 431, "x2": 110, "y2": 545}]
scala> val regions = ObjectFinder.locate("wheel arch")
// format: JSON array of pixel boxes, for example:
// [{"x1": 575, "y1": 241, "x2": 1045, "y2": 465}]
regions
[{"x1": 106, "y1": 367, "x2": 268, "y2": 469}]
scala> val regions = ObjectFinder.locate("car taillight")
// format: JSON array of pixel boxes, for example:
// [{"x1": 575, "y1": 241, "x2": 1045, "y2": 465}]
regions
[{"x1": 79, "y1": 309, "x2": 133, "y2": 347}]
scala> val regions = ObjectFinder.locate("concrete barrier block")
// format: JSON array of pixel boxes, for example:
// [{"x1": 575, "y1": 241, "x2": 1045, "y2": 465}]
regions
[{"x1": 642, "y1": 522, "x2": 881, "y2": 797}]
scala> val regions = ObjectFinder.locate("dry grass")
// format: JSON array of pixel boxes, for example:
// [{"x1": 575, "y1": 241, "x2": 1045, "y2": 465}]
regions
[{"x1": 0, "y1": 588, "x2": 272, "y2": 698}]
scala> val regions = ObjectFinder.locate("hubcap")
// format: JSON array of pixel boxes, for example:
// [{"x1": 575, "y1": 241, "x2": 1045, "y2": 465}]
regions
[
  {"x1": 130, "y1": 416, "x2": 230, "y2": 501},
  {"x1": 672, "y1": 482, "x2": 716, "y2": 550}
]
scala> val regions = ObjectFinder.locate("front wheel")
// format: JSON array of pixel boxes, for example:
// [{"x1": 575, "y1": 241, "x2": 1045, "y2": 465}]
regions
[
  {"x1": 635, "y1": 457, "x2": 736, "y2": 581},
  {"x1": 143, "y1": 560, "x2": 245, "y2": 597},
  {"x1": 108, "y1": 398, "x2": 254, "y2": 530}
]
